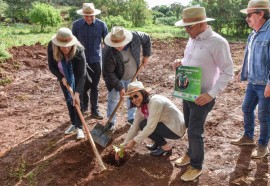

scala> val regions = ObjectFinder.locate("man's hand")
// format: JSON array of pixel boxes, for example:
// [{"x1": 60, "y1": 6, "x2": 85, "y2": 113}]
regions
[
  {"x1": 119, "y1": 88, "x2": 125, "y2": 97},
  {"x1": 142, "y1": 56, "x2": 149, "y2": 66},
  {"x1": 73, "y1": 92, "x2": 80, "y2": 107},
  {"x1": 172, "y1": 59, "x2": 182, "y2": 71},
  {"x1": 195, "y1": 93, "x2": 213, "y2": 106},
  {"x1": 264, "y1": 84, "x2": 270, "y2": 98}
]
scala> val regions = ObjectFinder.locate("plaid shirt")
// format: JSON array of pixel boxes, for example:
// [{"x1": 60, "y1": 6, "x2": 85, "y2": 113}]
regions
[{"x1": 72, "y1": 18, "x2": 108, "y2": 64}]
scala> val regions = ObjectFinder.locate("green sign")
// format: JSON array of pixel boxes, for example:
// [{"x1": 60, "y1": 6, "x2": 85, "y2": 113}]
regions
[{"x1": 173, "y1": 66, "x2": 202, "y2": 102}]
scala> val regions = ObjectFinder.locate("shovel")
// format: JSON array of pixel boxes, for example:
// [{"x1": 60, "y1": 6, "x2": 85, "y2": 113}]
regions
[
  {"x1": 66, "y1": 85, "x2": 106, "y2": 171},
  {"x1": 91, "y1": 63, "x2": 144, "y2": 147}
]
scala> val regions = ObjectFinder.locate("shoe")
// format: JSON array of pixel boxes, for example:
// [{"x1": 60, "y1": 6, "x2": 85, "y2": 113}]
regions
[
  {"x1": 150, "y1": 146, "x2": 172, "y2": 156},
  {"x1": 107, "y1": 122, "x2": 115, "y2": 131},
  {"x1": 175, "y1": 154, "x2": 190, "y2": 167},
  {"x1": 231, "y1": 134, "x2": 255, "y2": 146},
  {"x1": 146, "y1": 143, "x2": 158, "y2": 151},
  {"x1": 64, "y1": 125, "x2": 76, "y2": 134},
  {"x1": 91, "y1": 109, "x2": 104, "y2": 120},
  {"x1": 181, "y1": 166, "x2": 202, "y2": 181},
  {"x1": 127, "y1": 119, "x2": 134, "y2": 125},
  {"x1": 251, "y1": 144, "x2": 269, "y2": 159},
  {"x1": 76, "y1": 128, "x2": 85, "y2": 139}
]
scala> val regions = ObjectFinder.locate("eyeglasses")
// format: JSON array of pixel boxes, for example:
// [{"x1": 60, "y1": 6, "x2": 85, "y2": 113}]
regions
[
  {"x1": 129, "y1": 94, "x2": 139, "y2": 101},
  {"x1": 246, "y1": 11, "x2": 260, "y2": 18},
  {"x1": 184, "y1": 24, "x2": 196, "y2": 30}
]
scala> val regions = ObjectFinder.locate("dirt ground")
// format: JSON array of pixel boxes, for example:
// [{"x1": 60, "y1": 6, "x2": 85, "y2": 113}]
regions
[{"x1": 0, "y1": 39, "x2": 269, "y2": 186}]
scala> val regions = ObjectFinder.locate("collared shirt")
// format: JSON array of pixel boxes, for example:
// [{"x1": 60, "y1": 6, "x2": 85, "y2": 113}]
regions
[
  {"x1": 72, "y1": 18, "x2": 108, "y2": 64},
  {"x1": 182, "y1": 26, "x2": 234, "y2": 98}
]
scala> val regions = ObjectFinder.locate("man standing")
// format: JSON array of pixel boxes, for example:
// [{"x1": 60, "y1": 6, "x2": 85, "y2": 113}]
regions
[
  {"x1": 231, "y1": 0, "x2": 270, "y2": 159},
  {"x1": 103, "y1": 26, "x2": 151, "y2": 130},
  {"x1": 172, "y1": 7, "x2": 234, "y2": 181},
  {"x1": 72, "y1": 3, "x2": 108, "y2": 119}
]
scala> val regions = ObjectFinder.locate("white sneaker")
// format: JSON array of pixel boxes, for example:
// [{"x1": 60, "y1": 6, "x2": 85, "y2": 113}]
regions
[
  {"x1": 64, "y1": 125, "x2": 76, "y2": 134},
  {"x1": 76, "y1": 129, "x2": 85, "y2": 139}
]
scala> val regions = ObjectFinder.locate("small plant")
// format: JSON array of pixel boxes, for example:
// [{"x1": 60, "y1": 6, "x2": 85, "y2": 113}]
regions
[
  {"x1": 10, "y1": 157, "x2": 27, "y2": 181},
  {"x1": 113, "y1": 144, "x2": 125, "y2": 159}
]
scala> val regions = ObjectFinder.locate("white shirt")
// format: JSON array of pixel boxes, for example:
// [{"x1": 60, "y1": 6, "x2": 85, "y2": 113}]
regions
[{"x1": 182, "y1": 26, "x2": 234, "y2": 98}]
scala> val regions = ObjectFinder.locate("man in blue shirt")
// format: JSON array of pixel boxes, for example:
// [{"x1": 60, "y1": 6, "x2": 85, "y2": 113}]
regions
[{"x1": 72, "y1": 3, "x2": 108, "y2": 119}]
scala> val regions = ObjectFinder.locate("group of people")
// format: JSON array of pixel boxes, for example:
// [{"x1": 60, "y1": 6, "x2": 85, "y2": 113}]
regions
[{"x1": 47, "y1": 0, "x2": 270, "y2": 182}]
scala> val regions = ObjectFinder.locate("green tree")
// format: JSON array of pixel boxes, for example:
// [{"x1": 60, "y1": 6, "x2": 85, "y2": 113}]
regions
[
  {"x1": 28, "y1": 2, "x2": 62, "y2": 32},
  {"x1": 128, "y1": 0, "x2": 151, "y2": 27}
]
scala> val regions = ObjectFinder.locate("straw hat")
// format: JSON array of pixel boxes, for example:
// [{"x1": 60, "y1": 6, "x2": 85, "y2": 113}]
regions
[
  {"x1": 52, "y1": 27, "x2": 78, "y2": 47},
  {"x1": 240, "y1": 0, "x2": 270, "y2": 14},
  {"x1": 104, "y1": 26, "x2": 133, "y2": 47},
  {"x1": 77, "y1": 3, "x2": 101, "y2": 16},
  {"x1": 175, "y1": 7, "x2": 215, "y2": 27},
  {"x1": 124, "y1": 81, "x2": 151, "y2": 96}
]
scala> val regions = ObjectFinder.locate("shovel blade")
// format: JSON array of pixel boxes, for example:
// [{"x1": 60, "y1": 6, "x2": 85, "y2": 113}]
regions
[{"x1": 90, "y1": 122, "x2": 112, "y2": 147}]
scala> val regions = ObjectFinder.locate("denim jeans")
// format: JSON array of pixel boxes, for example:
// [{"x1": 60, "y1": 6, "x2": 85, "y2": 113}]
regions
[
  {"x1": 139, "y1": 119, "x2": 180, "y2": 146},
  {"x1": 60, "y1": 82, "x2": 83, "y2": 129},
  {"x1": 242, "y1": 83, "x2": 270, "y2": 146},
  {"x1": 107, "y1": 79, "x2": 136, "y2": 124},
  {"x1": 183, "y1": 99, "x2": 215, "y2": 170}
]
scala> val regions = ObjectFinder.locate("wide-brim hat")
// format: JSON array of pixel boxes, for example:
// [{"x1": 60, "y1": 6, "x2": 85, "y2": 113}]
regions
[
  {"x1": 104, "y1": 26, "x2": 133, "y2": 47},
  {"x1": 52, "y1": 27, "x2": 78, "y2": 47},
  {"x1": 124, "y1": 81, "x2": 151, "y2": 97},
  {"x1": 77, "y1": 3, "x2": 101, "y2": 16},
  {"x1": 175, "y1": 7, "x2": 215, "y2": 27},
  {"x1": 240, "y1": 0, "x2": 270, "y2": 14}
]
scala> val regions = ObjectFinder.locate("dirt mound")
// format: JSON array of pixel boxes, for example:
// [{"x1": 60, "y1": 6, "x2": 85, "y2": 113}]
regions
[{"x1": 1, "y1": 39, "x2": 268, "y2": 186}]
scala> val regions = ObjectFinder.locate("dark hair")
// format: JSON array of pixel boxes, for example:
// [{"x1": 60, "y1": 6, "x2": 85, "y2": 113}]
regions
[
  {"x1": 129, "y1": 90, "x2": 150, "y2": 108},
  {"x1": 256, "y1": 9, "x2": 270, "y2": 19}
]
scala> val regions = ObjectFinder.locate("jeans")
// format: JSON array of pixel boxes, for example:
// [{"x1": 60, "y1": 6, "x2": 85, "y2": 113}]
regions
[
  {"x1": 242, "y1": 83, "x2": 270, "y2": 146},
  {"x1": 183, "y1": 99, "x2": 215, "y2": 170},
  {"x1": 83, "y1": 62, "x2": 101, "y2": 111},
  {"x1": 139, "y1": 119, "x2": 180, "y2": 146},
  {"x1": 107, "y1": 78, "x2": 136, "y2": 124},
  {"x1": 60, "y1": 82, "x2": 83, "y2": 129}
]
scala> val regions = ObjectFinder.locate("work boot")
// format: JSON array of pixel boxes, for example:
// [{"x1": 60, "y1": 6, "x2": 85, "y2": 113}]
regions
[
  {"x1": 91, "y1": 109, "x2": 104, "y2": 120},
  {"x1": 64, "y1": 125, "x2": 76, "y2": 134},
  {"x1": 231, "y1": 134, "x2": 255, "y2": 146},
  {"x1": 175, "y1": 154, "x2": 190, "y2": 167},
  {"x1": 251, "y1": 144, "x2": 269, "y2": 159},
  {"x1": 181, "y1": 166, "x2": 202, "y2": 181}
]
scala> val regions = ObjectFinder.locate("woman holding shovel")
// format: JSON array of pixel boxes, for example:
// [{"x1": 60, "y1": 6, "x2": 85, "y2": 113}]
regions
[
  {"x1": 48, "y1": 27, "x2": 90, "y2": 139},
  {"x1": 116, "y1": 81, "x2": 186, "y2": 157}
]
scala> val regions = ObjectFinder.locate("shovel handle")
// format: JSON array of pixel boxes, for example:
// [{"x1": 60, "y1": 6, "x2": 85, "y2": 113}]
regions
[{"x1": 66, "y1": 85, "x2": 106, "y2": 171}]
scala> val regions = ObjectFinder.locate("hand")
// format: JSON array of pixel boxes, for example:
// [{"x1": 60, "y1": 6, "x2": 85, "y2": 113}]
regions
[
  {"x1": 62, "y1": 77, "x2": 68, "y2": 87},
  {"x1": 195, "y1": 93, "x2": 213, "y2": 106},
  {"x1": 119, "y1": 89, "x2": 125, "y2": 97},
  {"x1": 125, "y1": 140, "x2": 136, "y2": 149},
  {"x1": 264, "y1": 84, "x2": 270, "y2": 98},
  {"x1": 142, "y1": 56, "x2": 149, "y2": 66},
  {"x1": 172, "y1": 59, "x2": 182, "y2": 71},
  {"x1": 73, "y1": 92, "x2": 80, "y2": 107}
]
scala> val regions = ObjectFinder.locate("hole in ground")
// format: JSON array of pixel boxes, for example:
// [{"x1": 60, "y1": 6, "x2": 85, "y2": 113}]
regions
[{"x1": 103, "y1": 149, "x2": 130, "y2": 167}]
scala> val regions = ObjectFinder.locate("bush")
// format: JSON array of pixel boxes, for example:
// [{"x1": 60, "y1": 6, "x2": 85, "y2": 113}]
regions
[
  {"x1": 103, "y1": 15, "x2": 132, "y2": 30},
  {"x1": 28, "y1": 3, "x2": 62, "y2": 32},
  {"x1": 156, "y1": 16, "x2": 178, "y2": 26}
]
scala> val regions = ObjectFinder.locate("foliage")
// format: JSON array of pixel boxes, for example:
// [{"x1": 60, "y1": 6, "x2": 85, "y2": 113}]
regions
[
  {"x1": 128, "y1": 0, "x2": 151, "y2": 27},
  {"x1": 103, "y1": 15, "x2": 132, "y2": 30},
  {"x1": 0, "y1": 0, "x2": 8, "y2": 18},
  {"x1": 156, "y1": 16, "x2": 178, "y2": 26},
  {"x1": 113, "y1": 145, "x2": 124, "y2": 158},
  {"x1": 28, "y1": 2, "x2": 62, "y2": 32}
]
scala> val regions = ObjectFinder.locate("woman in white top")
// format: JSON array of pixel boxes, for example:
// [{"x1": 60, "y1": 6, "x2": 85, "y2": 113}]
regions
[{"x1": 118, "y1": 81, "x2": 186, "y2": 156}]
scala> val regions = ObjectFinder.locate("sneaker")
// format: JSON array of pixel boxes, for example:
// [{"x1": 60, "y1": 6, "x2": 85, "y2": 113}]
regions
[
  {"x1": 181, "y1": 166, "x2": 202, "y2": 181},
  {"x1": 231, "y1": 135, "x2": 255, "y2": 146},
  {"x1": 76, "y1": 128, "x2": 85, "y2": 139},
  {"x1": 175, "y1": 154, "x2": 190, "y2": 167},
  {"x1": 64, "y1": 125, "x2": 76, "y2": 134},
  {"x1": 91, "y1": 109, "x2": 104, "y2": 120},
  {"x1": 82, "y1": 107, "x2": 90, "y2": 115},
  {"x1": 251, "y1": 145, "x2": 269, "y2": 159},
  {"x1": 127, "y1": 119, "x2": 134, "y2": 125}
]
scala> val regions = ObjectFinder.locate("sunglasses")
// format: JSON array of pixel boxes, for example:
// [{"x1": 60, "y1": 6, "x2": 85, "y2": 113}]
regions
[
  {"x1": 129, "y1": 94, "x2": 139, "y2": 101},
  {"x1": 246, "y1": 11, "x2": 260, "y2": 18},
  {"x1": 184, "y1": 24, "x2": 196, "y2": 30}
]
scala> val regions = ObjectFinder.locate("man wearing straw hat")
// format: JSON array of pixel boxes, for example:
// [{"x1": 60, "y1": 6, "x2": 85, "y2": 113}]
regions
[
  {"x1": 231, "y1": 0, "x2": 270, "y2": 159},
  {"x1": 172, "y1": 7, "x2": 234, "y2": 181},
  {"x1": 72, "y1": 3, "x2": 108, "y2": 119},
  {"x1": 103, "y1": 26, "x2": 151, "y2": 130}
]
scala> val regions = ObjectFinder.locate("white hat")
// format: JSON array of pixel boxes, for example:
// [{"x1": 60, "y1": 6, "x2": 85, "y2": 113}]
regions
[
  {"x1": 240, "y1": 0, "x2": 270, "y2": 14},
  {"x1": 77, "y1": 3, "x2": 101, "y2": 16},
  {"x1": 104, "y1": 26, "x2": 133, "y2": 47},
  {"x1": 175, "y1": 7, "x2": 215, "y2": 27},
  {"x1": 124, "y1": 81, "x2": 151, "y2": 96},
  {"x1": 52, "y1": 27, "x2": 78, "y2": 47}
]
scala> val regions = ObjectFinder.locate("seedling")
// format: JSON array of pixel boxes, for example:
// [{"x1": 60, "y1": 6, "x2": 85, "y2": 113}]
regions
[{"x1": 113, "y1": 144, "x2": 124, "y2": 158}]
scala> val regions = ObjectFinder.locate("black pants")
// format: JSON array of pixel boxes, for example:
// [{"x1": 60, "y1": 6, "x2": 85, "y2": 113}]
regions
[
  {"x1": 83, "y1": 62, "x2": 101, "y2": 111},
  {"x1": 139, "y1": 119, "x2": 180, "y2": 146}
]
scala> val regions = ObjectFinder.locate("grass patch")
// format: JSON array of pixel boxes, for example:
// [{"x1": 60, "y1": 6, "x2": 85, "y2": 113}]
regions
[{"x1": 10, "y1": 157, "x2": 27, "y2": 181}]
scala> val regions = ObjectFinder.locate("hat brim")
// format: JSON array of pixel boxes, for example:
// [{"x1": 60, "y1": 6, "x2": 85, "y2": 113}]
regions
[
  {"x1": 123, "y1": 87, "x2": 152, "y2": 97},
  {"x1": 175, "y1": 18, "x2": 215, "y2": 27},
  {"x1": 76, "y1": 9, "x2": 101, "y2": 16},
  {"x1": 240, "y1": 7, "x2": 270, "y2": 14},
  {"x1": 104, "y1": 30, "x2": 133, "y2": 47},
  {"x1": 51, "y1": 34, "x2": 78, "y2": 47}
]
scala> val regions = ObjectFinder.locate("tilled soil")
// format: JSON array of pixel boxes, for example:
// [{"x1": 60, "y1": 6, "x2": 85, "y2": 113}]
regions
[{"x1": 1, "y1": 39, "x2": 269, "y2": 186}]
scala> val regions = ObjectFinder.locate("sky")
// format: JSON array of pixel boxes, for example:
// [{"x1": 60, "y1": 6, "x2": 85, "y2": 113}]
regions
[{"x1": 145, "y1": 0, "x2": 192, "y2": 8}]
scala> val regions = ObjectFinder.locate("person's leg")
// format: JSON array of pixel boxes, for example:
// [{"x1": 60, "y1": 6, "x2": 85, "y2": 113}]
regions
[
  {"x1": 89, "y1": 63, "x2": 101, "y2": 112},
  {"x1": 107, "y1": 88, "x2": 120, "y2": 125}
]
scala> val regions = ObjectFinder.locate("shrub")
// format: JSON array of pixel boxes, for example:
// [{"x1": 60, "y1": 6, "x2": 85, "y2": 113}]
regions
[
  {"x1": 156, "y1": 16, "x2": 178, "y2": 26},
  {"x1": 103, "y1": 15, "x2": 132, "y2": 30}
]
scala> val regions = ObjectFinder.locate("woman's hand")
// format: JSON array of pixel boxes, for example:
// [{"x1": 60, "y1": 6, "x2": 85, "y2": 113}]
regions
[
  {"x1": 62, "y1": 77, "x2": 68, "y2": 87},
  {"x1": 126, "y1": 140, "x2": 136, "y2": 149},
  {"x1": 119, "y1": 88, "x2": 125, "y2": 97},
  {"x1": 172, "y1": 59, "x2": 182, "y2": 71},
  {"x1": 73, "y1": 92, "x2": 80, "y2": 107}
]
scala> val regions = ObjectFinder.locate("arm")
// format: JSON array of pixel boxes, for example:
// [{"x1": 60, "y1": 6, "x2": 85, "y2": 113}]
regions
[
  {"x1": 134, "y1": 31, "x2": 151, "y2": 66},
  {"x1": 73, "y1": 46, "x2": 86, "y2": 94}
]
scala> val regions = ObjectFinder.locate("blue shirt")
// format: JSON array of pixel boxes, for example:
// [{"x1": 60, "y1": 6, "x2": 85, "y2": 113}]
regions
[{"x1": 72, "y1": 18, "x2": 108, "y2": 64}]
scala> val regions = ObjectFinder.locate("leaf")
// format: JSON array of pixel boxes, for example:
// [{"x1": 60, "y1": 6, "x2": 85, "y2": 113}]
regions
[{"x1": 113, "y1": 145, "x2": 125, "y2": 158}]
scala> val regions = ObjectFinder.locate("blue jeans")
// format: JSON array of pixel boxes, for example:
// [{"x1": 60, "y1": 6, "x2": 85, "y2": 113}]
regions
[
  {"x1": 107, "y1": 79, "x2": 136, "y2": 124},
  {"x1": 242, "y1": 83, "x2": 270, "y2": 146},
  {"x1": 183, "y1": 99, "x2": 215, "y2": 170}
]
